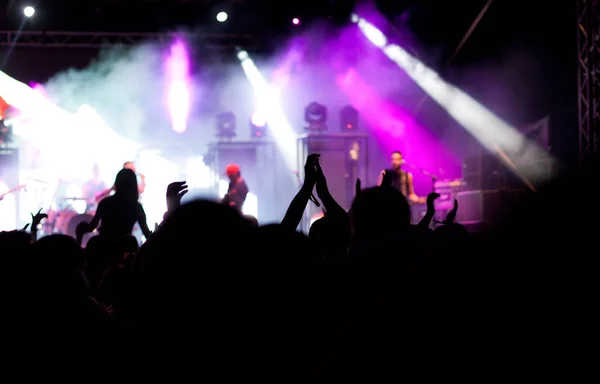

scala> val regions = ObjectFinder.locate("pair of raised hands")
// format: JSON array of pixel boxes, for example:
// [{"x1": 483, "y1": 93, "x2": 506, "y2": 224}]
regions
[
  {"x1": 303, "y1": 154, "x2": 325, "y2": 186},
  {"x1": 427, "y1": 192, "x2": 458, "y2": 224}
]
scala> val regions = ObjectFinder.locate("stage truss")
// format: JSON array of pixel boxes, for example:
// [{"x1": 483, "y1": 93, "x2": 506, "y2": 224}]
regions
[
  {"x1": 0, "y1": 30, "x2": 258, "y2": 50},
  {"x1": 577, "y1": 0, "x2": 600, "y2": 168}
]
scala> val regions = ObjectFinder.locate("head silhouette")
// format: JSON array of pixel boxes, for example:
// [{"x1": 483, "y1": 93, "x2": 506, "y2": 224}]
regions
[
  {"x1": 350, "y1": 186, "x2": 411, "y2": 240},
  {"x1": 123, "y1": 161, "x2": 136, "y2": 172},
  {"x1": 114, "y1": 168, "x2": 139, "y2": 201}
]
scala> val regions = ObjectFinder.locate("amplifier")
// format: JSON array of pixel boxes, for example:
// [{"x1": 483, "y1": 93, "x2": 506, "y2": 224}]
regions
[
  {"x1": 456, "y1": 189, "x2": 527, "y2": 224},
  {"x1": 434, "y1": 179, "x2": 463, "y2": 203}
]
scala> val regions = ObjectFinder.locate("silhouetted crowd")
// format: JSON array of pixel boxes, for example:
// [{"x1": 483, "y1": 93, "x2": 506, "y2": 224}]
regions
[{"x1": 0, "y1": 156, "x2": 593, "y2": 380}]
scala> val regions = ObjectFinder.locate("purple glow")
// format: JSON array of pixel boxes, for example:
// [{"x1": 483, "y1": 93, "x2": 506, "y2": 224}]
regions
[
  {"x1": 166, "y1": 39, "x2": 191, "y2": 134},
  {"x1": 29, "y1": 82, "x2": 47, "y2": 96},
  {"x1": 292, "y1": 18, "x2": 300, "y2": 25},
  {"x1": 336, "y1": 68, "x2": 459, "y2": 194}
]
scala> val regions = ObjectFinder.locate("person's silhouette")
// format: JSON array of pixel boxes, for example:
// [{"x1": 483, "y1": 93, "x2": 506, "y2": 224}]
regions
[{"x1": 81, "y1": 168, "x2": 151, "y2": 240}]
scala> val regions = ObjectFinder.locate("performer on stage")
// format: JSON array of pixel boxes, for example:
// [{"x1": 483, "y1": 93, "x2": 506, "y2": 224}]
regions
[
  {"x1": 123, "y1": 161, "x2": 146, "y2": 195},
  {"x1": 95, "y1": 161, "x2": 145, "y2": 202},
  {"x1": 222, "y1": 164, "x2": 248, "y2": 213},
  {"x1": 82, "y1": 164, "x2": 107, "y2": 212},
  {"x1": 378, "y1": 151, "x2": 425, "y2": 205}
]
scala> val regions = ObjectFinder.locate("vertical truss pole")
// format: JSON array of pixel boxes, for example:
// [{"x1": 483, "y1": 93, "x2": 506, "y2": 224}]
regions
[{"x1": 577, "y1": 0, "x2": 599, "y2": 169}]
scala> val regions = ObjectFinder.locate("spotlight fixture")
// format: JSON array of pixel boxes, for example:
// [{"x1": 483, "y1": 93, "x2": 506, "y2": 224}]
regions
[
  {"x1": 237, "y1": 50, "x2": 249, "y2": 61},
  {"x1": 250, "y1": 114, "x2": 267, "y2": 138},
  {"x1": 292, "y1": 18, "x2": 300, "y2": 25},
  {"x1": 23, "y1": 6, "x2": 35, "y2": 18},
  {"x1": 304, "y1": 102, "x2": 327, "y2": 132},
  {"x1": 216, "y1": 111, "x2": 236, "y2": 139},
  {"x1": 216, "y1": 11, "x2": 228, "y2": 22},
  {"x1": 340, "y1": 105, "x2": 359, "y2": 132}
]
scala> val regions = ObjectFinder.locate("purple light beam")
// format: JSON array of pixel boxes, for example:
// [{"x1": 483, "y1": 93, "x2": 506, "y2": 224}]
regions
[{"x1": 166, "y1": 39, "x2": 191, "y2": 134}]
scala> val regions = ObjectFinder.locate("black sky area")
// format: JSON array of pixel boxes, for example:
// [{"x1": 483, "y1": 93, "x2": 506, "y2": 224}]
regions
[
  {"x1": 1, "y1": 0, "x2": 579, "y2": 160},
  {"x1": 394, "y1": 0, "x2": 577, "y2": 162}
]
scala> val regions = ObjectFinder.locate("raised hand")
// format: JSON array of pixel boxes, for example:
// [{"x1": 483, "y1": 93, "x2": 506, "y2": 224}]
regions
[
  {"x1": 31, "y1": 209, "x2": 48, "y2": 228},
  {"x1": 355, "y1": 178, "x2": 361, "y2": 197},
  {"x1": 426, "y1": 192, "x2": 441, "y2": 209},
  {"x1": 166, "y1": 181, "x2": 188, "y2": 212},
  {"x1": 314, "y1": 157, "x2": 330, "y2": 201},
  {"x1": 445, "y1": 198, "x2": 458, "y2": 224},
  {"x1": 315, "y1": 157, "x2": 327, "y2": 186},
  {"x1": 417, "y1": 192, "x2": 441, "y2": 228},
  {"x1": 304, "y1": 154, "x2": 320, "y2": 186}
]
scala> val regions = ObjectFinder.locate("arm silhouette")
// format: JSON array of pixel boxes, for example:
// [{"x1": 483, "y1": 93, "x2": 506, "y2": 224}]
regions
[
  {"x1": 89, "y1": 201, "x2": 104, "y2": 230},
  {"x1": 445, "y1": 199, "x2": 458, "y2": 224},
  {"x1": 315, "y1": 159, "x2": 346, "y2": 218},
  {"x1": 281, "y1": 154, "x2": 320, "y2": 230},
  {"x1": 137, "y1": 203, "x2": 152, "y2": 238},
  {"x1": 418, "y1": 192, "x2": 440, "y2": 229}
]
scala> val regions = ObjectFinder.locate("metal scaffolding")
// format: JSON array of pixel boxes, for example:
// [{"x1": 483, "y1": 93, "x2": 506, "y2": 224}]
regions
[
  {"x1": 577, "y1": 0, "x2": 600, "y2": 168},
  {"x1": 0, "y1": 30, "x2": 258, "y2": 49}
]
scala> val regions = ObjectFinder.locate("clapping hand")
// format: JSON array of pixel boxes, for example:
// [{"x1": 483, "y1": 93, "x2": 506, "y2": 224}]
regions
[
  {"x1": 304, "y1": 154, "x2": 321, "y2": 207},
  {"x1": 166, "y1": 181, "x2": 188, "y2": 212},
  {"x1": 304, "y1": 154, "x2": 320, "y2": 186}
]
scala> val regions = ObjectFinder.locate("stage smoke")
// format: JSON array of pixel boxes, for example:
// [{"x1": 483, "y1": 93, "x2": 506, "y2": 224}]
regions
[{"x1": 43, "y1": 43, "x2": 167, "y2": 142}]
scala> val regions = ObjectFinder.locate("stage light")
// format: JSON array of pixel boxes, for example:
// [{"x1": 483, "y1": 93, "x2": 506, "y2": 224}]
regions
[
  {"x1": 340, "y1": 105, "x2": 359, "y2": 132},
  {"x1": 304, "y1": 102, "x2": 327, "y2": 132},
  {"x1": 216, "y1": 12, "x2": 228, "y2": 22},
  {"x1": 237, "y1": 50, "x2": 249, "y2": 61},
  {"x1": 216, "y1": 111, "x2": 236, "y2": 139},
  {"x1": 23, "y1": 6, "x2": 35, "y2": 18},
  {"x1": 250, "y1": 113, "x2": 267, "y2": 138},
  {"x1": 0, "y1": 119, "x2": 12, "y2": 143},
  {"x1": 292, "y1": 18, "x2": 300, "y2": 25}
]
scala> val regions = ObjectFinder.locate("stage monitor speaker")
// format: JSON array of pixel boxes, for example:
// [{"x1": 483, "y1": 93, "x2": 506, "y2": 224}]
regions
[
  {"x1": 456, "y1": 189, "x2": 527, "y2": 224},
  {"x1": 311, "y1": 149, "x2": 349, "y2": 209},
  {"x1": 298, "y1": 133, "x2": 369, "y2": 232}
]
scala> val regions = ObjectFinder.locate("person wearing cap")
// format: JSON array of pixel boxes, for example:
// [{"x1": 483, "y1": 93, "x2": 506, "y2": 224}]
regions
[{"x1": 222, "y1": 164, "x2": 248, "y2": 213}]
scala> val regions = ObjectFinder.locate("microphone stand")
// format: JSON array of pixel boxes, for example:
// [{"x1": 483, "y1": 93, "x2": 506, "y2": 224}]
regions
[
  {"x1": 419, "y1": 169, "x2": 439, "y2": 193},
  {"x1": 403, "y1": 162, "x2": 440, "y2": 193}
]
